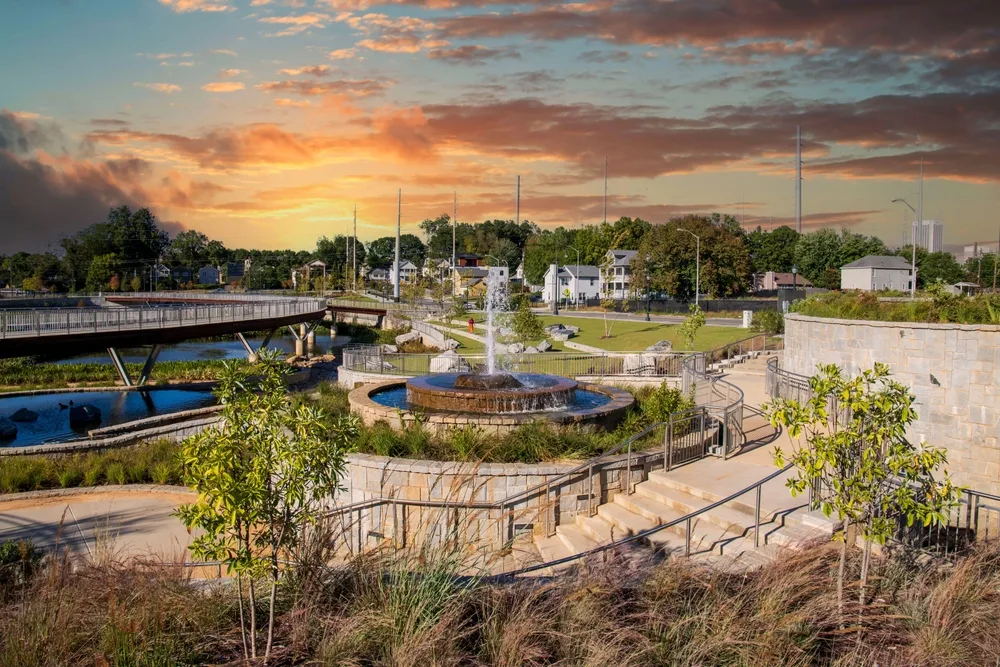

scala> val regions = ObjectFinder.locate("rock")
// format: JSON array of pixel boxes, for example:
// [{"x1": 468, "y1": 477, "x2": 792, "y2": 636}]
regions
[
  {"x1": 499, "y1": 327, "x2": 515, "y2": 338},
  {"x1": 537, "y1": 340, "x2": 552, "y2": 352},
  {"x1": 0, "y1": 417, "x2": 16, "y2": 440},
  {"x1": 395, "y1": 330, "x2": 422, "y2": 346},
  {"x1": 364, "y1": 359, "x2": 396, "y2": 372},
  {"x1": 524, "y1": 346, "x2": 539, "y2": 354},
  {"x1": 286, "y1": 355, "x2": 305, "y2": 364},
  {"x1": 623, "y1": 354, "x2": 656, "y2": 376},
  {"x1": 551, "y1": 331, "x2": 572, "y2": 342},
  {"x1": 508, "y1": 342, "x2": 525, "y2": 354},
  {"x1": 10, "y1": 408, "x2": 38, "y2": 422},
  {"x1": 563, "y1": 325, "x2": 580, "y2": 334},
  {"x1": 543, "y1": 323, "x2": 566, "y2": 334},
  {"x1": 381, "y1": 344, "x2": 399, "y2": 353},
  {"x1": 645, "y1": 340, "x2": 673, "y2": 353},
  {"x1": 429, "y1": 350, "x2": 467, "y2": 373},
  {"x1": 69, "y1": 404, "x2": 102, "y2": 426},
  {"x1": 444, "y1": 339, "x2": 461, "y2": 350}
]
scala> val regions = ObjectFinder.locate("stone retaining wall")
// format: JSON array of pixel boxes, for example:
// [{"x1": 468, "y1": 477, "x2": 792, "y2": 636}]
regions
[{"x1": 784, "y1": 313, "x2": 1000, "y2": 493}]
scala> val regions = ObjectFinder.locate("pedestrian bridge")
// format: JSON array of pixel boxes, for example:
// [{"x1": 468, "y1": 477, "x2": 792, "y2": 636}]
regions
[{"x1": 0, "y1": 292, "x2": 328, "y2": 384}]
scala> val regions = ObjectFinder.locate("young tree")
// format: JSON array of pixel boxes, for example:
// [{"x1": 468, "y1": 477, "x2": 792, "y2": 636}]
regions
[
  {"x1": 677, "y1": 303, "x2": 705, "y2": 349},
  {"x1": 511, "y1": 298, "x2": 543, "y2": 343},
  {"x1": 445, "y1": 300, "x2": 469, "y2": 326},
  {"x1": 767, "y1": 363, "x2": 959, "y2": 621},
  {"x1": 177, "y1": 350, "x2": 358, "y2": 661},
  {"x1": 108, "y1": 273, "x2": 121, "y2": 292},
  {"x1": 130, "y1": 274, "x2": 142, "y2": 292}
]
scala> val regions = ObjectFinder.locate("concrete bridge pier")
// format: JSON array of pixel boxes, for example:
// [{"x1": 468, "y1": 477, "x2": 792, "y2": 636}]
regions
[
  {"x1": 236, "y1": 329, "x2": 277, "y2": 363},
  {"x1": 107, "y1": 344, "x2": 162, "y2": 387},
  {"x1": 306, "y1": 330, "x2": 316, "y2": 356}
]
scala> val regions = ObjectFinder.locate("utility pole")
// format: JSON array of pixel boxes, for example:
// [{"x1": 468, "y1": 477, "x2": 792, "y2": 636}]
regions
[
  {"x1": 515, "y1": 175, "x2": 520, "y2": 224},
  {"x1": 995, "y1": 225, "x2": 999, "y2": 291},
  {"x1": 914, "y1": 158, "x2": 923, "y2": 297},
  {"x1": 603, "y1": 157, "x2": 608, "y2": 225},
  {"x1": 352, "y1": 205, "x2": 357, "y2": 292},
  {"x1": 452, "y1": 192, "x2": 457, "y2": 295},
  {"x1": 795, "y1": 125, "x2": 802, "y2": 234},
  {"x1": 394, "y1": 189, "x2": 401, "y2": 302}
]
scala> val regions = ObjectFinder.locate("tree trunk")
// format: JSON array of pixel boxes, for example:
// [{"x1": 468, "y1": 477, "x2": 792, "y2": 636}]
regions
[
  {"x1": 837, "y1": 518, "x2": 849, "y2": 627},
  {"x1": 265, "y1": 571, "x2": 278, "y2": 660},
  {"x1": 237, "y1": 573, "x2": 249, "y2": 662},
  {"x1": 248, "y1": 577, "x2": 258, "y2": 659},
  {"x1": 858, "y1": 536, "x2": 873, "y2": 637}
]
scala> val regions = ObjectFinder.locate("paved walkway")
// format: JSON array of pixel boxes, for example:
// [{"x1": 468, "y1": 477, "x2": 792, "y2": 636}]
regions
[{"x1": 0, "y1": 490, "x2": 193, "y2": 561}]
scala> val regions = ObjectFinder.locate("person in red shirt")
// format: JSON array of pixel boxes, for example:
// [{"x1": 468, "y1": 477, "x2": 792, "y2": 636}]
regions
[{"x1": 468, "y1": 317, "x2": 475, "y2": 333}]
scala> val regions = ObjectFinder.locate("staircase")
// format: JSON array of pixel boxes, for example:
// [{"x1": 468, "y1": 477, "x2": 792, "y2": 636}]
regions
[{"x1": 529, "y1": 460, "x2": 831, "y2": 574}]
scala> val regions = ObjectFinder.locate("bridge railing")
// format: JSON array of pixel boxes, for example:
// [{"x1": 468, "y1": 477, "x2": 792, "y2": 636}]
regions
[{"x1": 0, "y1": 294, "x2": 327, "y2": 339}]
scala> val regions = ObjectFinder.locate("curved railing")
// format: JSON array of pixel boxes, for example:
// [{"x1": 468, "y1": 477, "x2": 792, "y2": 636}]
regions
[{"x1": 0, "y1": 292, "x2": 328, "y2": 339}]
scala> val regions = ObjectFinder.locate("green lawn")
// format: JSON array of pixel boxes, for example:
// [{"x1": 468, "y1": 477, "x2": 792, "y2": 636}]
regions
[
  {"x1": 451, "y1": 314, "x2": 749, "y2": 352},
  {"x1": 445, "y1": 329, "x2": 565, "y2": 353}
]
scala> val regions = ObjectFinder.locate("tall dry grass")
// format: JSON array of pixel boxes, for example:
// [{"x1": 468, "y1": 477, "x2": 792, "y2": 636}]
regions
[{"x1": 2, "y1": 535, "x2": 1000, "y2": 666}]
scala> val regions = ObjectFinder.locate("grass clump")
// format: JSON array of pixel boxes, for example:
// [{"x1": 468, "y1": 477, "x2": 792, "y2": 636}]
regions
[
  {"x1": 793, "y1": 288, "x2": 1000, "y2": 325},
  {"x1": 0, "y1": 358, "x2": 238, "y2": 390},
  {"x1": 0, "y1": 440, "x2": 182, "y2": 493}
]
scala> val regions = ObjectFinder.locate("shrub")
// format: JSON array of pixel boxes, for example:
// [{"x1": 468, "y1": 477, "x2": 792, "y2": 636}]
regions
[
  {"x1": 750, "y1": 309, "x2": 784, "y2": 334},
  {"x1": 104, "y1": 463, "x2": 126, "y2": 485}
]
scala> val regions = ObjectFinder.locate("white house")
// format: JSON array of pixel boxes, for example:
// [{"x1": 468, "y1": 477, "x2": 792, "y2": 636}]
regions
[
  {"x1": 840, "y1": 255, "x2": 914, "y2": 292},
  {"x1": 423, "y1": 258, "x2": 452, "y2": 279},
  {"x1": 542, "y1": 265, "x2": 601, "y2": 304},
  {"x1": 389, "y1": 259, "x2": 419, "y2": 285},
  {"x1": 368, "y1": 267, "x2": 389, "y2": 282},
  {"x1": 600, "y1": 249, "x2": 637, "y2": 299}
]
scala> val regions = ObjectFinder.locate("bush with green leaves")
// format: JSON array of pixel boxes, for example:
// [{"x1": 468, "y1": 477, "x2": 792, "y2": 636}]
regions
[
  {"x1": 511, "y1": 298, "x2": 544, "y2": 343},
  {"x1": 677, "y1": 303, "x2": 706, "y2": 349},
  {"x1": 750, "y1": 309, "x2": 784, "y2": 334}
]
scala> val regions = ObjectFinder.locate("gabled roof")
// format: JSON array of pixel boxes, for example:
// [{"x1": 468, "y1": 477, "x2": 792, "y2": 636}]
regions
[
  {"x1": 562, "y1": 264, "x2": 600, "y2": 279},
  {"x1": 393, "y1": 260, "x2": 418, "y2": 270},
  {"x1": 605, "y1": 249, "x2": 638, "y2": 266},
  {"x1": 841, "y1": 255, "x2": 913, "y2": 270}
]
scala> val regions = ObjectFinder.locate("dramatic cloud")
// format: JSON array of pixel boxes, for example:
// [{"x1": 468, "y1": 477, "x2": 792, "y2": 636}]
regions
[
  {"x1": 278, "y1": 65, "x2": 333, "y2": 77},
  {"x1": 201, "y1": 81, "x2": 246, "y2": 92},
  {"x1": 133, "y1": 82, "x2": 182, "y2": 94},
  {"x1": 427, "y1": 45, "x2": 520, "y2": 65},
  {"x1": 342, "y1": 13, "x2": 448, "y2": 53},
  {"x1": 0, "y1": 110, "x2": 67, "y2": 155},
  {"x1": 259, "y1": 12, "x2": 332, "y2": 36},
  {"x1": 158, "y1": 0, "x2": 233, "y2": 13},
  {"x1": 328, "y1": 48, "x2": 357, "y2": 59}
]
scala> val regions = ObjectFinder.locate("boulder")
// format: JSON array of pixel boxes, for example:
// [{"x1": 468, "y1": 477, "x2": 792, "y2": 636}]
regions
[
  {"x1": 444, "y1": 338, "x2": 461, "y2": 350},
  {"x1": 563, "y1": 325, "x2": 581, "y2": 334},
  {"x1": 395, "y1": 330, "x2": 422, "y2": 346},
  {"x1": 0, "y1": 417, "x2": 16, "y2": 440},
  {"x1": 429, "y1": 350, "x2": 466, "y2": 373},
  {"x1": 499, "y1": 326, "x2": 515, "y2": 338},
  {"x1": 645, "y1": 340, "x2": 673, "y2": 353},
  {"x1": 364, "y1": 358, "x2": 396, "y2": 372},
  {"x1": 69, "y1": 404, "x2": 102, "y2": 426},
  {"x1": 524, "y1": 346, "x2": 539, "y2": 354},
  {"x1": 551, "y1": 331, "x2": 572, "y2": 342},
  {"x1": 381, "y1": 344, "x2": 399, "y2": 354},
  {"x1": 536, "y1": 340, "x2": 552, "y2": 352},
  {"x1": 508, "y1": 342, "x2": 525, "y2": 354},
  {"x1": 543, "y1": 323, "x2": 566, "y2": 334},
  {"x1": 10, "y1": 408, "x2": 38, "y2": 422},
  {"x1": 623, "y1": 354, "x2": 656, "y2": 376}
]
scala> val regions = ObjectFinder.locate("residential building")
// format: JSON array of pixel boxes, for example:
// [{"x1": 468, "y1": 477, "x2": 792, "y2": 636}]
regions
[
  {"x1": 170, "y1": 267, "x2": 193, "y2": 284},
  {"x1": 198, "y1": 265, "x2": 220, "y2": 285},
  {"x1": 600, "y1": 249, "x2": 637, "y2": 299},
  {"x1": 389, "y1": 259, "x2": 419, "y2": 285},
  {"x1": 914, "y1": 220, "x2": 944, "y2": 253},
  {"x1": 368, "y1": 268, "x2": 389, "y2": 282},
  {"x1": 423, "y1": 258, "x2": 452, "y2": 279},
  {"x1": 455, "y1": 253, "x2": 483, "y2": 267},
  {"x1": 224, "y1": 261, "x2": 245, "y2": 283},
  {"x1": 453, "y1": 265, "x2": 507, "y2": 297},
  {"x1": 153, "y1": 264, "x2": 171, "y2": 280},
  {"x1": 542, "y1": 264, "x2": 601, "y2": 304},
  {"x1": 291, "y1": 259, "x2": 326, "y2": 288},
  {"x1": 840, "y1": 255, "x2": 914, "y2": 292},
  {"x1": 754, "y1": 271, "x2": 814, "y2": 291}
]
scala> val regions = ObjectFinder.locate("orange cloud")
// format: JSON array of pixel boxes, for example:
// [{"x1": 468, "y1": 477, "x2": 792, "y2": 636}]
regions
[
  {"x1": 259, "y1": 12, "x2": 331, "y2": 35},
  {"x1": 132, "y1": 82, "x2": 182, "y2": 94},
  {"x1": 278, "y1": 65, "x2": 332, "y2": 77},
  {"x1": 328, "y1": 48, "x2": 357, "y2": 59},
  {"x1": 201, "y1": 82, "x2": 246, "y2": 92},
  {"x1": 274, "y1": 98, "x2": 312, "y2": 107},
  {"x1": 219, "y1": 68, "x2": 247, "y2": 78},
  {"x1": 158, "y1": 0, "x2": 233, "y2": 12}
]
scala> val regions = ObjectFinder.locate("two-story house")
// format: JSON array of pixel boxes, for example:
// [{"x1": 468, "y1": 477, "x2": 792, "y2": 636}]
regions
[
  {"x1": 390, "y1": 259, "x2": 419, "y2": 285},
  {"x1": 600, "y1": 249, "x2": 637, "y2": 299},
  {"x1": 840, "y1": 255, "x2": 914, "y2": 292},
  {"x1": 542, "y1": 265, "x2": 601, "y2": 304}
]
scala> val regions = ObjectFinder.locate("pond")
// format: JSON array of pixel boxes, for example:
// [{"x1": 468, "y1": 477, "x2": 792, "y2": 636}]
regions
[
  {"x1": 0, "y1": 388, "x2": 217, "y2": 447},
  {"x1": 49, "y1": 333, "x2": 336, "y2": 365}
]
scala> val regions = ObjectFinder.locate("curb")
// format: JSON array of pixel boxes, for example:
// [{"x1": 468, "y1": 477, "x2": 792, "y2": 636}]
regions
[{"x1": 0, "y1": 484, "x2": 195, "y2": 504}]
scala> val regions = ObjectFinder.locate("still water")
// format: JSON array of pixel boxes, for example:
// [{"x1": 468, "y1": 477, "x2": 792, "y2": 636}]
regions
[
  {"x1": 0, "y1": 389, "x2": 217, "y2": 447},
  {"x1": 50, "y1": 333, "x2": 335, "y2": 365}
]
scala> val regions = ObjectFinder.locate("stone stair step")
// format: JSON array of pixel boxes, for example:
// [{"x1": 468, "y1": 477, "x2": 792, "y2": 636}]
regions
[
  {"x1": 533, "y1": 534, "x2": 575, "y2": 574},
  {"x1": 556, "y1": 523, "x2": 600, "y2": 555},
  {"x1": 610, "y1": 493, "x2": 734, "y2": 555},
  {"x1": 575, "y1": 513, "x2": 620, "y2": 544},
  {"x1": 597, "y1": 501, "x2": 656, "y2": 536},
  {"x1": 635, "y1": 481, "x2": 756, "y2": 538}
]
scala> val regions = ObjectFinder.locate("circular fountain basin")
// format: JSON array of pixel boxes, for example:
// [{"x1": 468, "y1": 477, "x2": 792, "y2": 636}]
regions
[
  {"x1": 407, "y1": 373, "x2": 577, "y2": 414},
  {"x1": 349, "y1": 375, "x2": 634, "y2": 435}
]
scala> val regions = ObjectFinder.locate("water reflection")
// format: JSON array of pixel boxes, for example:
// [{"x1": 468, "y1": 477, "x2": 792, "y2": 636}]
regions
[{"x1": 50, "y1": 333, "x2": 335, "y2": 365}]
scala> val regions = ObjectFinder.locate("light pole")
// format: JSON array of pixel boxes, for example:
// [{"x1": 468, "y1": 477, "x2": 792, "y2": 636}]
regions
[
  {"x1": 792, "y1": 264, "x2": 798, "y2": 293},
  {"x1": 644, "y1": 254, "x2": 652, "y2": 321},
  {"x1": 891, "y1": 198, "x2": 918, "y2": 298},
  {"x1": 676, "y1": 228, "x2": 700, "y2": 308},
  {"x1": 567, "y1": 245, "x2": 580, "y2": 309}
]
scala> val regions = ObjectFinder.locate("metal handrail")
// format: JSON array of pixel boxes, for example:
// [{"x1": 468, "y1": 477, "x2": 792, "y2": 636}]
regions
[{"x1": 0, "y1": 292, "x2": 327, "y2": 339}]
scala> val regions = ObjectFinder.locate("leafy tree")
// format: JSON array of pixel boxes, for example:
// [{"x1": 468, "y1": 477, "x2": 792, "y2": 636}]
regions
[
  {"x1": 964, "y1": 252, "x2": 997, "y2": 287},
  {"x1": 895, "y1": 247, "x2": 964, "y2": 287},
  {"x1": 511, "y1": 298, "x2": 543, "y2": 343},
  {"x1": 677, "y1": 303, "x2": 705, "y2": 349},
  {"x1": 129, "y1": 274, "x2": 142, "y2": 292},
  {"x1": 177, "y1": 351, "x2": 357, "y2": 661},
  {"x1": 632, "y1": 214, "x2": 750, "y2": 299},
  {"x1": 747, "y1": 225, "x2": 800, "y2": 274},
  {"x1": 522, "y1": 226, "x2": 577, "y2": 285},
  {"x1": 168, "y1": 229, "x2": 209, "y2": 266},
  {"x1": 445, "y1": 300, "x2": 469, "y2": 326},
  {"x1": 366, "y1": 234, "x2": 425, "y2": 269},
  {"x1": 85, "y1": 253, "x2": 121, "y2": 291},
  {"x1": 794, "y1": 229, "x2": 887, "y2": 288},
  {"x1": 21, "y1": 276, "x2": 44, "y2": 292},
  {"x1": 767, "y1": 363, "x2": 959, "y2": 621},
  {"x1": 108, "y1": 273, "x2": 121, "y2": 292}
]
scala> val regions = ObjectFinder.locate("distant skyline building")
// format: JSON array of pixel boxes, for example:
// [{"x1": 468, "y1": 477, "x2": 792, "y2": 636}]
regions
[
  {"x1": 913, "y1": 220, "x2": 944, "y2": 253},
  {"x1": 962, "y1": 242, "x2": 999, "y2": 264}
]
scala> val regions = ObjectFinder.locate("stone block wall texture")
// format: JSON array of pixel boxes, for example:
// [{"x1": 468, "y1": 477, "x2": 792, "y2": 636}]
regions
[{"x1": 783, "y1": 314, "x2": 1000, "y2": 493}]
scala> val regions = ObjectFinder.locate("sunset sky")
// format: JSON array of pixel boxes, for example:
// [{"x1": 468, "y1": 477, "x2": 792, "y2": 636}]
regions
[{"x1": 1, "y1": 0, "x2": 998, "y2": 254}]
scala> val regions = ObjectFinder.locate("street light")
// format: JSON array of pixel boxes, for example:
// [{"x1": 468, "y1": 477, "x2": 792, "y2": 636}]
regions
[
  {"x1": 676, "y1": 228, "x2": 700, "y2": 308},
  {"x1": 792, "y1": 264, "x2": 798, "y2": 292},
  {"x1": 891, "y1": 198, "x2": 918, "y2": 298},
  {"x1": 644, "y1": 254, "x2": 653, "y2": 321},
  {"x1": 567, "y1": 245, "x2": 580, "y2": 309}
]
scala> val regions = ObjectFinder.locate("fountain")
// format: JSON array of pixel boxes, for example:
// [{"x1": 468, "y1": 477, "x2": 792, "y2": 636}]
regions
[{"x1": 350, "y1": 267, "x2": 634, "y2": 434}]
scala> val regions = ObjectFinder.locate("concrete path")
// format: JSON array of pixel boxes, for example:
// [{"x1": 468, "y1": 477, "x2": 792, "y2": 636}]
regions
[
  {"x1": 529, "y1": 309, "x2": 743, "y2": 328},
  {"x1": 0, "y1": 490, "x2": 193, "y2": 562}
]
